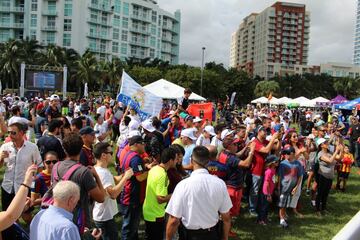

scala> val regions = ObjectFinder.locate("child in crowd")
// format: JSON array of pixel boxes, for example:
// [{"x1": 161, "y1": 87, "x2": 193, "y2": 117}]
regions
[
  {"x1": 336, "y1": 145, "x2": 354, "y2": 192},
  {"x1": 257, "y1": 155, "x2": 279, "y2": 225},
  {"x1": 278, "y1": 146, "x2": 302, "y2": 228}
]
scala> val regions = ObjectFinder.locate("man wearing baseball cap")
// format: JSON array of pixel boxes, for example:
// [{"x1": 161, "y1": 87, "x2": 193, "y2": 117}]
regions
[
  {"x1": 249, "y1": 125, "x2": 280, "y2": 217},
  {"x1": 45, "y1": 94, "x2": 61, "y2": 122},
  {"x1": 217, "y1": 134, "x2": 256, "y2": 236},
  {"x1": 79, "y1": 126, "x2": 97, "y2": 166},
  {"x1": 196, "y1": 125, "x2": 216, "y2": 146},
  {"x1": 173, "y1": 128, "x2": 197, "y2": 172},
  {"x1": 141, "y1": 119, "x2": 163, "y2": 162},
  {"x1": 119, "y1": 135, "x2": 148, "y2": 239}
]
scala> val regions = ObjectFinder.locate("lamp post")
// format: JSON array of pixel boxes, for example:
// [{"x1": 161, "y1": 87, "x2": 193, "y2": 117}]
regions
[{"x1": 200, "y1": 47, "x2": 206, "y2": 96}]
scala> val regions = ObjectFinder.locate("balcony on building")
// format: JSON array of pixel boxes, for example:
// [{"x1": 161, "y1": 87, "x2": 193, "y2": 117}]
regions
[
  {"x1": 87, "y1": 18, "x2": 112, "y2": 28},
  {"x1": 42, "y1": 10, "x2": 58, "y2": 16},
  {"x1": 88, "y1": 3, "x2": 113, "y2": 13},
  {"x1": 0, "y1": 22, "x2": 24, "y2": 29},
  {"x1": 87, "y1": 32, "x2": 111, "y2": 41},
  {"x1": 41, "y1": 25, "x2": 57, "y2": 31},
  {"x1": 131, "y1": 13, "x2": 151, "y2": 23}
]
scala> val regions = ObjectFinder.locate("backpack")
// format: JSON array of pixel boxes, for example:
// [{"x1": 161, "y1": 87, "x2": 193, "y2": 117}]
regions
[{"x1": 41, "y1": 162, "x2": 81, "y2": 208}]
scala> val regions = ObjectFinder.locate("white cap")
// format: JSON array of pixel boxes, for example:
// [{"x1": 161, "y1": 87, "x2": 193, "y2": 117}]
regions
[
  {"x1": 221, "y1": 129, "x2": 234, "y2": 140},
  {"x1": 193, "y1": 116, "x2": 202, "y2": 123},
  {"x1": 204, "y1": 125, "x2": 216, "y2": 136},
  {"x1": 181, "y1": 128, "x2": 197, "y2": 140},
  {"x1": 128, "y1": 130, "x2": 141, "y2": 138},
  {"x1": 129, "y1": 120, "x2": 140, "y2": 131},
  {"x1": 141, "y1": 119, "x2": 156, "y2": 132},
  {"x1": 50, "y1": 94, "x2": 60, "y2": 101},
  {"x1": 306, "y1": 114, "x2": 311, "y2": 119},
  {"x1": 316, "y1": 138, "x2": 327, "y2": 147}
]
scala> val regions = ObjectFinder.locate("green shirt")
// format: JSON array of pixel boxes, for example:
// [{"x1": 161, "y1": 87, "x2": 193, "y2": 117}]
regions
[{"x1": 143, "y1": 165, "x2": 169, "y2": 221}]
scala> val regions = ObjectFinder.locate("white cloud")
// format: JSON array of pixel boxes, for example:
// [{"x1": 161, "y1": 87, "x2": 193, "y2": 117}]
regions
[{"x1": 157, "y1": 0, "x2": 356, "y2": 67}]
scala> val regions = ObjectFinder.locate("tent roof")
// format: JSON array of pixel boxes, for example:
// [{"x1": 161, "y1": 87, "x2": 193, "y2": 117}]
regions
[
  {"x1": 143, "y1": 79, "x2": 205, "y2": 101},
  {"x1": 312, "y1": 97, "x2": 329, "y2": 103},
  {"x1": 251, "y1": 96, "x2": 268, "y2": 104},
  {"x1": 330, "y1": 95, "x2": 348, "y2": 104},
  {"x1": 337, "y1": 97, "x2": 360, "y2": 110},
  {"x1": 291, "y1": 96, "x2": 310, "y2": 104},
  {"x1": 272, "y1": 96, "x2": 292, "y2": 105}
]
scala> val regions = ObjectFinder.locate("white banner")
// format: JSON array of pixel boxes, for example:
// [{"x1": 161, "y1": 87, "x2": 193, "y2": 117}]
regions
[{"x1": 117, "y1": 71, "x2": 162, "y2": 121}]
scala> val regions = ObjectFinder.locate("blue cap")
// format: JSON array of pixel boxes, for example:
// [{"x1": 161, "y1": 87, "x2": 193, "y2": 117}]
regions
[{"x1": 79, "y1": 126, "x2": 98, "y2": 135}]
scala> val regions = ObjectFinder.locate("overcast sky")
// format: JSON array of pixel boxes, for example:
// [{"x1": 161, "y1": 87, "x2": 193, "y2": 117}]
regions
[{"x1": 157, "y1": 0, "x2": 357, "y2": 67}]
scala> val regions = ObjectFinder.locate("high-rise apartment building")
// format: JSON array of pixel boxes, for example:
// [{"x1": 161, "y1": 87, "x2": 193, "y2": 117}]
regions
[
  {"x1": 230, "y1": 2, "x2": 310, "y2": 79},
  {"x1": 354, "y1": 0, "x2": 360, "y2": 65},
  {"x1": 0, "y1": 0, "x2": 180, "y2": 64}
]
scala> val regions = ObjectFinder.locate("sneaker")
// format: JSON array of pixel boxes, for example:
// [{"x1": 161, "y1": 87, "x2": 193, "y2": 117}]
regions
[
  {"x1": 257, "y1": 220, "x2": 267, "y2": 226},
  {"x1": 249, "y1": 210, "x2": 258, "y2": 217},
  {"x1": 311, "y1": 200, "x2": 316, "y2": 207},
  {"x1": 280, "y1": 219, "x2": 288, "y2": 228}
]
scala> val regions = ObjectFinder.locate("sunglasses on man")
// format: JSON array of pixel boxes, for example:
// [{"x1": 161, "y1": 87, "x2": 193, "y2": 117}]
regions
[{"x1": 7, "y1": 131, "x2": 17, "y2": 136}]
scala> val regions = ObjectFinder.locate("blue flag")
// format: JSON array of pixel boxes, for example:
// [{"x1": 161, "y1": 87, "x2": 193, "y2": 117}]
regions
[{"x1": 117, "y1": 71, "x2": 163, "y2": 121}]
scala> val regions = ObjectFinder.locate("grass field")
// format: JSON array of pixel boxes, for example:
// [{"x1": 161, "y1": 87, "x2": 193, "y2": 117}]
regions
[
  {"x1": 231, "y1": 167, "x2": 360, "y2": 240},
  {"x1": 0, "y1": 159, "x2": 359, "y2": 239}
]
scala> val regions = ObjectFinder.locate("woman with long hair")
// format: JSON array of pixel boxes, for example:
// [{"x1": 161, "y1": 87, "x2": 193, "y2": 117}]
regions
[{"x1": 315, "y1": 138, "x2": 342, "y2": 216}]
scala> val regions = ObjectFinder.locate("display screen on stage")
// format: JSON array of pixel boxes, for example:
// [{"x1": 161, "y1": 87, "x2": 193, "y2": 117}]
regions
[{"x1": 25, "y1": 71, "x2": 63, "y2": 90}]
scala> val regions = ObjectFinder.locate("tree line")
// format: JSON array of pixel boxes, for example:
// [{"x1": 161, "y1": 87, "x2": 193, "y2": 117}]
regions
[{"x1": 1, "y1": 38, "x2": 359, "y2": 104}]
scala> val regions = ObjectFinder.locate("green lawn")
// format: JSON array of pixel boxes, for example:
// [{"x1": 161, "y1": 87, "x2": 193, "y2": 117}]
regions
[
  {"x1": 1, "y1": 161, "x2": 359, "y2": 239},
  {"x1": 232, "y1": 167, "x2": 360, "y2": 240}
]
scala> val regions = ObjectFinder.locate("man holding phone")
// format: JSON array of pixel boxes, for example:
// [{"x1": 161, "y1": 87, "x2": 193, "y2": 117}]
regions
[{"x1": 0, "y1": 121, "x2": 42, "y2": 240}]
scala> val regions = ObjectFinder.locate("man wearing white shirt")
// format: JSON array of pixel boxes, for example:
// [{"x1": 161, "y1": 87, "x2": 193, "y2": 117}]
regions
[
  {"x1": 93, "y1": 142, "x2": 133, "y2": 240},
  {"x1": 166, "y1": 146, "x2": 232, "y2": 240},
  {"x1": 0, "y1": 122, "x2": 42, "y2": 240}
]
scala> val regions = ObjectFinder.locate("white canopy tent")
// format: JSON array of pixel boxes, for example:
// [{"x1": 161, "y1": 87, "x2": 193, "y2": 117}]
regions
[
  {"x1": 143, "y1": 79, "x2": 205, "y2": 101},
  {"x1": 272, "y1": 96, "x2": 292, "y2": 105},
  {"x1": 269, "y1": 96, "x2": 278, "y2": 105},
  {"x1": 251, "y1": 96, "x2": 269, "y2": 104},
  {"x1": 291, "y1": 96, "x2": 310, "y2": 105}
]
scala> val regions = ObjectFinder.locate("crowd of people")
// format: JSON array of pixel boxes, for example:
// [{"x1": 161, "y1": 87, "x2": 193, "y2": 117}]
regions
[{"x1": 0, "y1": 88, "x2": 358, "y2": 240}]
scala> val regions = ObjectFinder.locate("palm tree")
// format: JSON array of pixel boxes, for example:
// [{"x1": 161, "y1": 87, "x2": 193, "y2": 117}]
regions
[
  {"x1": 41, "y1": 44, "x2": 65, "y2": 67},
  {"x1": 19, "y1": 38, "x2": 42, "y2": 64},
  {"x1": 333, "y1": 77, "x2": 360, "y2": 99},
  {"x1": 73, "y1": 50, "x2": 98, "y2": 96},
  {"x1": 107, "y1": 57, "x2": 124, "y2": 95},
  {"x1": 0, "y1": 39, "x2": 22, "y2": 92}
]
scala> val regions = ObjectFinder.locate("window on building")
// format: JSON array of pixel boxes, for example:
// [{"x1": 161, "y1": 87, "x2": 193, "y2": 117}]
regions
[
  {"x1": 101, "y1": 13, "x2": 107, "y2": 24},
  {"x1": 100, "y1": 40, "x2": 106, "y2": 52},
  {"x1": 31, "y1": 0, "x2": 37, "y2": 11},
  {"x1": 130, "y1": 46, "x2": 136, "y2": 55},
  {"x1": 123, "y1": 2, "x2": 129, "y2": 16},
  {"x1": 64, "y1": 19, "x2": 72, "y2": 31},
  {"x1": 48, "y1": 1, "x2": 56, "y2": 13},
  {"x1": 151, "y1": 25, "x2": 156, "y2": 35},
  {"x1": 30, "y1": 14, "x2": 37, "y2": 27},
  {"x1": 46, "y1": 32, "x2": 55, "y2": 44},
  {"x1": 113, "y1": 15, "x2": 120, "y2": 26},
  {"x1": 150, "y1": 48, "x2": 155, "y2": 58},
  {"x1": 89, "y1": 39, "x2": 96, "y2": 50},
  {"x1": 121, "y1": 30, "x2": 128, "y2": 41},
  {"x1": 47, "y1": 16, "x2": 56, "y2": 27},
  {"x1": 0, "y1": 14, "x2": 10, "y2": 25},
  {"x1": 122, "y1": 17, "x2": 128, "y2": 28},
  {"x1": 30, "y1": 30, "x2": 37, "y2": 40},
  {"x1": 0, "y1": 30, "x2": 10, "y2": 42},
  {"x1": 63, "y1": 33, "x2": 71, "y2": 46},
  {"x1": 113, "y1": 28, "x2": 119, "y2": 39},
  {"x1": 150, "y1": 37, "x2": 155, "y2": 47},
  {"x1": 112, "y1": 41, "x2": 119, "y2": 53},
  {"x1": 64, "y1": 3, "x2": 72, "y2": 16},
  {"x1": 151, "y1": 10, "x2": 157, "y2": 23},
  {"x1": 1, "y1": 0, "x2": 10, "y2": 8},
  {"x1": 121, "y1": 43, "x2": 127, "y2": 54},
  {"x1": 114, "y1": 0, "x2": 121, "y2": 13}
]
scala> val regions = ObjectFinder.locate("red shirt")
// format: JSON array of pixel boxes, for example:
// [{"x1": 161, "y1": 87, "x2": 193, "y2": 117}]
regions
[{"x1": 251, "y1": 138, "x2": 269, "y2": 176}]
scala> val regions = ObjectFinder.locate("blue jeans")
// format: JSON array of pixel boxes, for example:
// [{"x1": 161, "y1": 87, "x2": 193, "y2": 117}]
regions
[
  {"x1": 120, "y1": 204, "x2": 141, "y2": 240},
  {"x1": 94, "y1": 219, "x2": 118, "y2": 240},
  {"x1": 249, "y1": 174, "x2": 263, "y2": 213},
  {"x1": 257, "y1": 193, "x2": 270, "y2": 222}
]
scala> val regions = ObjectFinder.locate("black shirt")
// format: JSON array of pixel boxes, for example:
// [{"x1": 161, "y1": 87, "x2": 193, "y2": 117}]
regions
[{"x1": 37, "y1": 134, "x2": 66, "y2": 160}]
